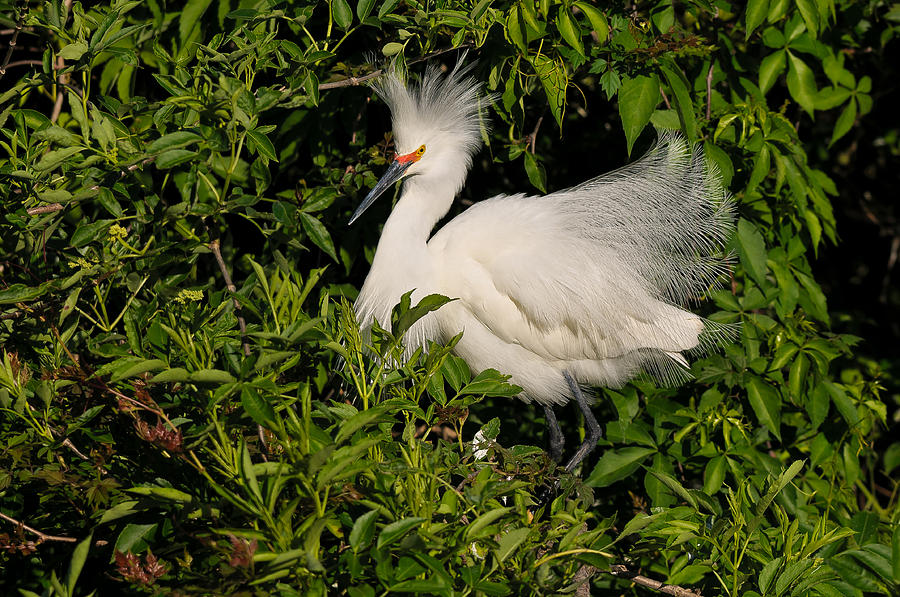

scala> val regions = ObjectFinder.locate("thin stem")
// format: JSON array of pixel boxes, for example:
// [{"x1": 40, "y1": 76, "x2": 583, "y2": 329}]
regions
[{"x1": 209, "y1": 239, "x2": 251, "y2": 357}]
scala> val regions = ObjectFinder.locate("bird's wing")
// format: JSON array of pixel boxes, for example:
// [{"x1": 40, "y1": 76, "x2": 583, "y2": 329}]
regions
[
  {"x1": 429, "y1": 196, "x2": 705, "y2": 363},
  {"x1": 428, "y1": 133, "x2": 732, "y2": 363}
]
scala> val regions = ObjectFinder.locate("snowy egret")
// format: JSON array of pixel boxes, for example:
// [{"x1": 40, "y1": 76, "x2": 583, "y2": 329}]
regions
[{"x1": 351, "y1": 61, "x2": 734, "y2": 473}]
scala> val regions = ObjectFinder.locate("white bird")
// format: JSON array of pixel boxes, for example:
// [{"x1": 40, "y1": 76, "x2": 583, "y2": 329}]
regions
[{"x1": 350, "y1": 61, "x2": 734, "y2": 473}]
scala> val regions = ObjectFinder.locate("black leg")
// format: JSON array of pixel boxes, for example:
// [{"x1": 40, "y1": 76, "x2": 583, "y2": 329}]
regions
[
  {"x1": 562, "y1": 372, "x2": 602, "y2": 473},
  {"x1": 544, "y1": 405, "x2": 564, "y2": 463}
]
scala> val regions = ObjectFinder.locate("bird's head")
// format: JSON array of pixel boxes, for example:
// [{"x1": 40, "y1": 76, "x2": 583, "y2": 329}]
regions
[{"x1": 349, "y1": 59, "x2": 488, "y2": 225}]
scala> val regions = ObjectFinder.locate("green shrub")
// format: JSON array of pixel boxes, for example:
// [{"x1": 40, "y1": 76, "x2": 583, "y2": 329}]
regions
[{"x1": 1, "y1": 0, "x2": 897, "y2": 595}]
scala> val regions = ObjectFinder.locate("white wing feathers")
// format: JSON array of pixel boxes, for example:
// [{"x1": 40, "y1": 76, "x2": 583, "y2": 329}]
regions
[{"x1": 428, "y1": 134, "x2": 733, "y2": 383}]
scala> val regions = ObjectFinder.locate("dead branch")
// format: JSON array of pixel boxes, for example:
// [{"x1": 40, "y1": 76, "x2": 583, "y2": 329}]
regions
[
  {"x1": 26, "y1": 203, "x2": 64, "y2": 215},
  {"x1": 608, "y1": 564, "x2": 703, "y2": 597},
  {"x1": 0, "y1": 510, "x2": 107, "y2": 546}
]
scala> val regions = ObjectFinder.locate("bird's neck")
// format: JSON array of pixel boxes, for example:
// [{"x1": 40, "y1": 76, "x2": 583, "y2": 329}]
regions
[
  {"x1": 356, "y1": 175, "x2": 456, "y2": 346},
  {"x1": 375, "y1": 175, "x2": 456, "y2": 260}
]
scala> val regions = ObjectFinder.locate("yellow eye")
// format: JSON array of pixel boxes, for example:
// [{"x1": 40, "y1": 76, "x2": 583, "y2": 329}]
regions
[{"x1": 415, "y1": 145, "x2": 426, "y2": 156}]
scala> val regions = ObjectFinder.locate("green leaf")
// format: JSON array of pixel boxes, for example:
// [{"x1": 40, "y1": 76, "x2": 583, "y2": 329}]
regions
[
  {"x1": 34, "y1": 146, "x2": 84, "y2": 171},
  {"x1": 495, "y1": 527, "x2": 530, "y2": 563},
  {"x1": 574, "y1": 2, "x2": 609, "y2": 43},
  {"x1": 747, "y1": 143, "x2": 771, "y2": 195},
  {"x1": 759, "y1": 49, "x2": 786, "y2": 94},
  {"x1": 618, "y1": 75, "x2": 659, "y2": 155},
  {"x1": 349, "y1": 509, "x2": 379, "y2": 552},
  {"x1": 127, "y1": 486, "x2": 194, "y2": 503},
  {"x1": 180, "y1": 0, "x2": 214, "y2": 42},
  {"x1": 65, "y1": 532, "x2": 93, "y2": 596},
  {"x1": 356, "y1": 0, "x2": 376, "y2": 20},
  {"x1": 660, "y1": 63, "x2": 697, "y2": 141},
  {"x1": 585, "y1": 446, "x2": 656, "y2": 487},
  {"x1": 735, "y1": 218, "x2": 768, "y2": 286},
  {"x1": 99, "y1": 500, "x2": 139, "y2": 524},
  {"x1": 830, "y1": 97, "x2": 856, "y2": 146},
  {"x1": 459, "y1": 369, "x2": 520, "y2": 397},
  {"x1": 335, "y1": 403, "x2": 395, "y2": 444},
  {"x1": 745, "y1": 0, "x2": 769, "y2": 38},
  {"x1": 0, "y1": 283, "x2": 49, "y2": 305},
  {"x1": 703, "y1": 455, "x2": 727, "y2": 495},
  {"x1": 556, "y1": 8, "x2": 584, "y2": 56},
  {"x1": 376, "y1": 517, "x2": 425, "y2": 549},
  {"x1": 747, "y1": 376, "x2": 782, "y2": 440},
  {"x1": 382, "y1": 42, "x2": 404, "y2": 56},
  {"x1": 150, "y1": 368, "x2": 190, "y2": 383},
  {"x1": 531, "y1": 55, "x2": 567, "y2": 129},
  {"x1": 300, "y1": 212, "x2": 338, "y2": 262},
  {"x1": 465, "y1": 507, "x2": 513, "y2": 540},
  {"x1": 114, "y1": 523, "x2": 157, "y2": 554},
  {"x1": 147, "y1": 131, "x2": 202, "y2": 154},
  {"x1": 58, "y1": 41, "x2": 89, "y2": 61},
  {"x1": 247, "y1": 129, "x2": 278, "y2": 161},
  {"x1": 523, "y1": 151, "x2": 546, "y2": 192},
  {"x1": 786, "y1": 52, "x2": 817, "y2": 116},
  {"x1": 394, "y1": 293, "x2": 454, "y2": 339},
  {"x1": 156, "y1": 149, "x2": 198, "y2": 169},
  {"x1": 332, "y1": 0, "x2": 353, "y2": 29},
  {"x1": 506, "y1": 6, "x2": 526, "y2": 52},
  {"x1": 241, "y1": 385, "x2": 277, "y2": 429},
  {"x1": 110, "y1": 358, "x2": 167, "y2": 382},
  {"x1": 796, "y1": 0, "x2": 818, "y2": 37},
  {"x1": 892, "y1": 525, "x2": 900, "y2": 582},
  {"x1": 188, "y1": 369, "x2": 236, "y2": 383},
  {"x1": 759, "y1": 557, "x2": 784, "y2": 595},
  {"x1": 71, "y1": 220, "x2": 111, "y2": 247}
]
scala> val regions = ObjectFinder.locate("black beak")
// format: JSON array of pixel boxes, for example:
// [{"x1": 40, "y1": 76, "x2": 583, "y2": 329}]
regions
[{"x1": 348, "y1": 159, "x2": 413, "y2": 225}]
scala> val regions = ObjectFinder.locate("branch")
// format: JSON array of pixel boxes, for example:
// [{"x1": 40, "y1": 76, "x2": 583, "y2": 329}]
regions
[
  {"x1": 317, "y1": 44, "x2": 475, "y2": 91},
  {"x1": 50, "y1": 0, "x2": 75, "y2": 123},
  {"x1": 608, "y1": 564, "x2": 703, "y2": 597},
  {"x1": 0, "y1": 510, "x2": 107, "y2": 547},
  {"x1": 209, "y1": 239, "x2": 251, "y2": 357},
  {"x1": 660, "y1": 87, "x2": 671, "y2": 110},
  {"x1": 706, "y1": 63, "x2": 714, "y2": 120},
  {"x1": 4, "y1": 59, "x2": 41, "y2": 69},
  {"x1": 26, "y1": 203, "x2": 64, "y2": 215},
  {"x1": 0, "y1": 3, "x2": 27, "y2": 82},
  {"x1": 528, "y1": 115, "x2": 544, "y2": 154}
]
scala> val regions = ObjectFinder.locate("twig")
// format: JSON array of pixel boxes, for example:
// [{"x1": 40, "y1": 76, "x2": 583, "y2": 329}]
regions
[
  {"x1": 608, "y1": 564, "x2": 703, "y2": 597},
  {"x1": 0, "y1": 3, "x2": 27, "y2": 82},
  {"x1": 0, "y1": 511, "x2": 109, "y2": 547},
  {"x1": 4, "y1": 59, "x2": 41, "y2": 69},
  {"x1": 209, "y1": 239, "x2": 251, "y2": 357},
  {"x1": 0, "y1": 511, "x2": 76, "y2": 544},
  {"x1": 319, "y1": 70, "x2": 384, "y2": 90},
  {"x1": 528, "y1": 115, "x2": 544, "y2": 154},
  {"x1": 26, "y1": 203, "x2": 64, "y2": 215},
  {"x1": 317, "y1": 44, "x2": 474, "y2": 91},
  {"x1": 61, "y1": 438, "x2": 89, "y2": 460},
  {"x1": 660, "y1": 87, "x2": 671, "y2": 109},
  {"x1": 50, "y1": 0, "x2": 74, "y2": 123},
  {"x1": 706, "y1": 63, "x2": 714, "y2": 120}
]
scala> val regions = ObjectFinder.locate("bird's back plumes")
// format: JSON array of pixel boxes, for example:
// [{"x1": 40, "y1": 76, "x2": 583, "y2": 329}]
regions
[{"x1": 563, "y1": 132, "x2": 734, "y2": 309}]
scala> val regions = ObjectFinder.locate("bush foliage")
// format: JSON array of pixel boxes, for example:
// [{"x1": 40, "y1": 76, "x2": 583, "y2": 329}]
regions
[{"x1": 1, "y1": 0, "x2": 898, "y2": 595}]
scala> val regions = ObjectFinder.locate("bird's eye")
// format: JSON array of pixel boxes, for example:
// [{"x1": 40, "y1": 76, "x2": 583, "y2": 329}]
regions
[{"x1": 416, "y1": 145, "x2": 426, "y2": 156}]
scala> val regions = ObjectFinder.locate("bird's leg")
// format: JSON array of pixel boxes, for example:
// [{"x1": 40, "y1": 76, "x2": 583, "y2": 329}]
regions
[
  {"x1": 562, "y1": 371, "x2": 603, "y2": 473},
  {"x1": 543, "y1": 405, "x2": 565, "y2": 463}
]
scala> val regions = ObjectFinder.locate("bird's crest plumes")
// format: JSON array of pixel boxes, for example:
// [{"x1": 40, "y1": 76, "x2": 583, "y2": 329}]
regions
[{"x1": 372, "y1": 59, "x2": 486, "y2": 161}]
